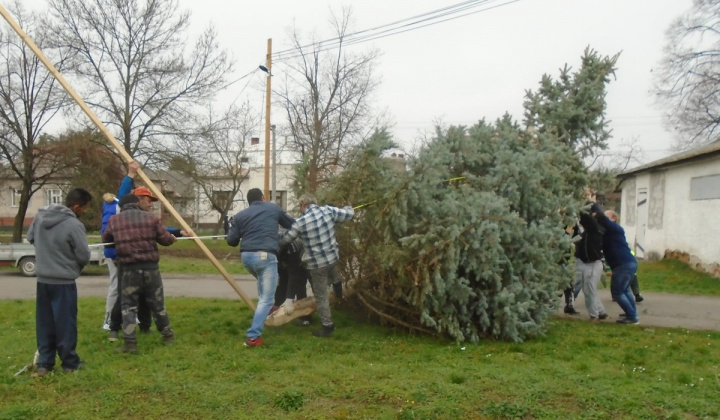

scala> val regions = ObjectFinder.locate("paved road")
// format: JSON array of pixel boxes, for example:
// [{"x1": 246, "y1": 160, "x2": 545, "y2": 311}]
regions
[
  {"x1": 0, "y1": 272, "x2": 260, "y2": 300},
  {"x1": 2, "y1": 272, "x2": 719, "y2": 331}
]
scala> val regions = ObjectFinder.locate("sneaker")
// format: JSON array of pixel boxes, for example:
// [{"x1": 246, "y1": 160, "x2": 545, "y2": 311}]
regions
[
  {"x1": 616, "y1": 318, "x2": 639, "y2": 325},
  {"x1": 598, "y1": 313, "x2": 609, "y2": 320},
  {"x1": 102, "y1": 323, "x2": 111, "y2": 331},
  {"x1": 268, "y1": 306, "x2": 279, "y2": 317},
  {"x1": 162, "y1": 334, "x2": 175, "y2": 345},
  {"x1": 589, "y1": 316, "x2": 599, "y2": 322},
  {"x1": 619, "y1": 313, "x2": 628, "y2": 318},
  {"x1": 63, "y1": 361, "x2": 84, "y2": 374},
  {"x1": 635, "y1": 294, "x2": 644, "y2": 303},
  {"x1": 312, "y1": 324, "x2": 335, "y2": 338},
  {"x1": 244, "y1": 337, "x2": 264, "y2": 347},
  {"x1": 108, "y1": 331, "x2": 119, "y2": 342},
  {"x1": 31, "y1": 367, "x2": 51, "y2": 378},
  {"x1": 564, "y1": 305, "x2": 580, "y2": 315}
]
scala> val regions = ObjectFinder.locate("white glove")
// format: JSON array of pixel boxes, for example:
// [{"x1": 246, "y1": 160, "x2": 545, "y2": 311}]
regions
[{"x1": 281, "y1": 298, "x2": 294, "y2": 316}]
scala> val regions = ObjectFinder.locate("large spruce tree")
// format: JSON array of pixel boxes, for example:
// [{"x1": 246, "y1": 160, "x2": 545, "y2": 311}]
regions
[{"x1": 316, "y1": 49, "x2": 616, "y2": 343}]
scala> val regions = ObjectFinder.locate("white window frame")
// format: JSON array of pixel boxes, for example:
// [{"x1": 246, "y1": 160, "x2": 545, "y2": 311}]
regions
[
  {"x1": 46, "y1": 188, "x2": 63, "y2": 206},
  {"x1": 11, "y1": 188, "x2": 22, "y2": 207}
]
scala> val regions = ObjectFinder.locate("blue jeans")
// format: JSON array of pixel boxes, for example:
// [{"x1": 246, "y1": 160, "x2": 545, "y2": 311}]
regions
[
  {"x1": 610, "y1": 261, "x2": 639, "y2": 321},
  {"x1": 36, "y1": 282, "x2": 81, "y2": 370},
  {"x1": 242, "y1": 252, "x2": 278, "y2": 339}
]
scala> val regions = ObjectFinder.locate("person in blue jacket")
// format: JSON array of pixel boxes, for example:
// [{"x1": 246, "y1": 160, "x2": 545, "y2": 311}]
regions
[
  {"x1": 226, "y1": 188, "x2": 294, "y2": 347},
  {"x1": 101, "y1": 161, "x2": 138, "y2": 330},
  {"x1": 596, "y1": 209, "x2": 640, "y2": 325}
]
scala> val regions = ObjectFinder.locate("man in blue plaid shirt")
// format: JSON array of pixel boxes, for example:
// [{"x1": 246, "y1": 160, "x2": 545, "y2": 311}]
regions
[{"x1": 279, "y1": 193, "x2": 354, "y2": 337}]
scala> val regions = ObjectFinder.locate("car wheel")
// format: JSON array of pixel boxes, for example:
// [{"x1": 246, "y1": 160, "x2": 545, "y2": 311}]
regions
[{"x1": 19, "y1": 256, "x2": 36, "y2": 277}]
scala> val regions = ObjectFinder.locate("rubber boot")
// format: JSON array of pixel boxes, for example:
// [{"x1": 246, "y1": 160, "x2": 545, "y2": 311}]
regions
[
  {"x1": 161, "y1": 327, "x2": 174, "y2": 345},
  {"x1": 312, "y1": 323, "x2": 335, "y2": 338},
  {"x1": 118, "y1": 340, "x2": 138, "y2": 354}
]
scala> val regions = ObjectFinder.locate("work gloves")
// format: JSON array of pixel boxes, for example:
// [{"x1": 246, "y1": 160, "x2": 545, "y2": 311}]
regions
[{"x1": 281, "y1": 298, "x2": 294, "y2": 316}]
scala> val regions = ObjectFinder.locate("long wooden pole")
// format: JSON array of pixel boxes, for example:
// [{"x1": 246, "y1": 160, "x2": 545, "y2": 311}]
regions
[
  {"x1": 263, "y1": 38, "x2": 272, "y2": 199},
  {"x1": 0, "y1": 5, "x2": 256, "y2": 311}
]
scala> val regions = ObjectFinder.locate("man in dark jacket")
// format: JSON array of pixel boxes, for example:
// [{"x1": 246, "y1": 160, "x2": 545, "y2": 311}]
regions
[
  {"x1": 226, "y1": 188, "x2": 294, "y2": 347},
  {"x1": 573, "y1": 189, "x2": 608, "y2": 321},
  {"x1": 596, "y1": 209, "x2": 639, "y2": 325},
  {"x1": 28, "y1": 188, "x2": 93, "y2": 377},
  {"x1": 103, "y1": 192, "x2": 178, "y2": 354}
]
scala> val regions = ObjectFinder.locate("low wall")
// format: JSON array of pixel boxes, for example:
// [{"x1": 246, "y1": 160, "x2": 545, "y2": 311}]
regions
[{"x1": 665, "y1": 249, "x2": 720, "y2": 279}]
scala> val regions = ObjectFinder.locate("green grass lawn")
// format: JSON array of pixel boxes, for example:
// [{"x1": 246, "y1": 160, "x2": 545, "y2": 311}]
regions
[
  {"x1": 1, "y1": 298, "x2": 718, "y2": 419},
  {"x1": 637, "y1": 259, "x2": 720, "y2": 296}
]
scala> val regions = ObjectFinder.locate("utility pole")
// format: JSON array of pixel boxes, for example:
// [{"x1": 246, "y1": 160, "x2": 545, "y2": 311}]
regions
[
  {"x1": 263, "y1": 38, "x2": 272, "y2": 199},
  {"x1": 271, "y1": 125, "x2": 277, "y2": 203}
]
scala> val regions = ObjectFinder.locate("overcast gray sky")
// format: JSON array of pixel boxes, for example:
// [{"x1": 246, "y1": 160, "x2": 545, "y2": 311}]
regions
[{"x1": 19, "y1": 0, "x2": 694, "y2": 168}]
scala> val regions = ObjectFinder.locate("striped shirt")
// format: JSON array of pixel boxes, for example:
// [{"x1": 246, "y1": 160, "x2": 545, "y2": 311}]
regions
[{"x1": 280, "y1": 204, "x2": 354, "y2": 270}]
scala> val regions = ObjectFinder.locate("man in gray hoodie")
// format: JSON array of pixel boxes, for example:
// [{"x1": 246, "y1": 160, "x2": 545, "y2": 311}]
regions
[{"x1": 27, "y1": 188, "x2": 93, "y2": 377}]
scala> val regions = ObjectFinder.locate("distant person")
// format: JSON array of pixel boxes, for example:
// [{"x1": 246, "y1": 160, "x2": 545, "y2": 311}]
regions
[
  {"x1": 279, "y1": 193, "x2": 354, "y2": 338},
  {"x1": 573, "y1": 189, "x2": 608, "y2": 322},
  {"x1": 596, "y1": 209, "x2": 639, "y2": 325},
  {"x1": 103, "y1": 190, "x2": 179, "y2": 354},
  {"x1": 226, "y1": 188, "x2": 295, "y2": 347},
  {"x1": 27, "y1": 188, "x2": 93, "y2": 377}
]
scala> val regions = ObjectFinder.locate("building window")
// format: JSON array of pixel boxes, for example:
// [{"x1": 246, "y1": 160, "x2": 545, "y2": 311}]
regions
[
  {"x1": 46, "y1": 189, "x2": 63, "y2": 206},
  {"x1": 690, "y1": 174, "x2": 720, "y2": 200},
  {"x1": 11, "y1": 188, "x2": 22, "y2": 207},
  {"x1": 271, "y1": 190, "x2": 286, "y2": 209}
]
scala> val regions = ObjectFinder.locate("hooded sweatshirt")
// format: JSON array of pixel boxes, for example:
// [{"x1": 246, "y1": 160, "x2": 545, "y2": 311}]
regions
[{"x1": 27, "y1": 205, "x2": 90, "y2": 284}]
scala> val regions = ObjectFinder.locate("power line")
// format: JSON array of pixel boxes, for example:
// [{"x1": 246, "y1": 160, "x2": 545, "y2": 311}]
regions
[
  {"x1": 218, "y1": 67, "x2": 260, "y2": 91},
  {"x1": 273, "y1": 0, "x2": 486, "y2": 57},
  {"x1": 272, "y1": 0, "x2": 525, "y2": 62}
]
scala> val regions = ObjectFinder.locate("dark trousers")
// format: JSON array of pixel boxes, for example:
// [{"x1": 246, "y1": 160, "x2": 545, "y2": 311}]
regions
[
  {"x1": 36, "y1": 282, "x2": 81, "y2": 370},
  {"x1": 630, "y1": 274, "x2": 641, "y2": 296},
  {"x1": 275, "y1": 254, "x2": 309, "y2": 306},
  {"x1": 109, "y1": 263, "x2": 152, "y2": 332},
  {"x1": 120, "y1": 267, "x2": 172, "y2": 342}
]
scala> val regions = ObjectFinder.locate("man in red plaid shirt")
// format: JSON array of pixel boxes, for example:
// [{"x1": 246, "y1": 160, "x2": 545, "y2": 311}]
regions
[{"x1": 103, "y1": 190, "x2": 179, "y2": 354}]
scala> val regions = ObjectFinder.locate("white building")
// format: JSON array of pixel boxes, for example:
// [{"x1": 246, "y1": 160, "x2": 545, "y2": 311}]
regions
[
  {"x1": 616, "y1": 141, "x2": 720, "y2": 277},
  {"x1": 0, "y1": 163, "x2": 298, "y2": 231},
  {"x1": 190, "y1": 163, "x2": 298, "y2": 227}
]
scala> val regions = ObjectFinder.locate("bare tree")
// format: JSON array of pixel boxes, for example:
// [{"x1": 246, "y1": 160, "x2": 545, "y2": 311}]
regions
[
  {"x1": 0, "y1": 2, "x2": 74, "y2": 242},
  {"x1": 168, "y1": 103, "x2": 260, "y2": 234},
  {"x1": 276, "y1": 7, "x2": 381, "y2": 193},
  {"x1": 655, "y1": 0, "x2": 720, "y2": 150},
  {"x1": 45, "y1": 0, "x2": 233, "y2": 162},
  {"x1": 586, "y1": 137, "x2": 645, "y2": 173}
]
